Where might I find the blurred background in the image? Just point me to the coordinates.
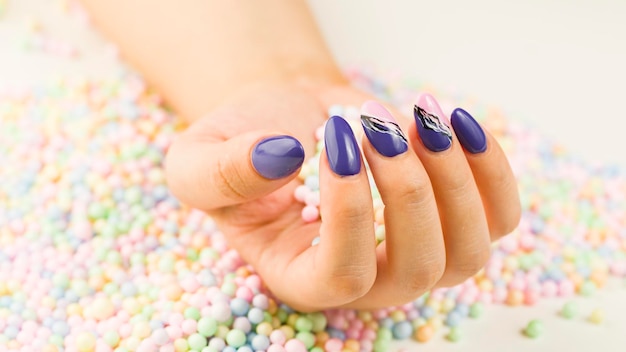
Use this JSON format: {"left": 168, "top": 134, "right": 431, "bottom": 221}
{"left": 309, "top": 0, "right": 626, "bottom": 168}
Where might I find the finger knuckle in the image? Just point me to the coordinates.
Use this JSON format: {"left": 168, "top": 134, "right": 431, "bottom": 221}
{"left": 398, "top": 259, "right": 446, "bottom": 294}
{"left": 393, "top": 178, "right": 432, "bottom": 209}
{"left": 450, "top": 247, "right": 491, "bottom": 280}
{"left": 325, "top": 266, "right": 375, "bottom": 301}
{"left": 335, "top": 199, "right": 374, "bottom": 225}
{"left": 444, "top": 172, "right": 474, "bottom": 197}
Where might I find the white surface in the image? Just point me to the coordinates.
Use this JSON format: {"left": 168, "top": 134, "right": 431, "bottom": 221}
{"left": 1, "top": 0, "right": 626, "bottom": 351}
{"left": 309, "top": 0, "right": 626, "bottom": 169}
{"left": 390, "top": 280, "right": 626, "bottom": 352}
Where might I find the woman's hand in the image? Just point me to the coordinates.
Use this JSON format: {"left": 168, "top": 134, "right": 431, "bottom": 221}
{"left": 165, "top": 81, "right": 521, "bottom": 311}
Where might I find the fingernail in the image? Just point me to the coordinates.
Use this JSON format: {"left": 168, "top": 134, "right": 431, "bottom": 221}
{"left": 324, "top": 115, "right": 361, "bottom": 176}
{"left": 451, "top": 108, "right": 487, "bottom": 154}
{"left": 251, "top": 135, "right": 305, "bottom": 179}
{"left": 360, "top": 101, "right": 408, "bottom": 157}
{"left": 414, "top": 93, "right": 453, "bottom": 152}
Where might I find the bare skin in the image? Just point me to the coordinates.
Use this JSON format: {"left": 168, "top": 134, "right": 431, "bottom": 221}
{"left": 81, "top": 0, "right": 521, "bottom": 311}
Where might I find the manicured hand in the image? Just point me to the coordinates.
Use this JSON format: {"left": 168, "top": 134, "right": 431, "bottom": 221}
{"left": 165, "top": 82, "right": 521, "bottom": 311}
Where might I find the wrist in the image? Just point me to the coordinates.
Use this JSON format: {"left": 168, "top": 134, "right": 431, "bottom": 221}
{"left": 182, "top": 62, "right": 348, "bottom": 124}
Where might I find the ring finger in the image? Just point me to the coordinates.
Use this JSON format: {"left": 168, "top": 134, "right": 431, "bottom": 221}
{"left": 410, "top": 93, "right": 491, "bottom": 287}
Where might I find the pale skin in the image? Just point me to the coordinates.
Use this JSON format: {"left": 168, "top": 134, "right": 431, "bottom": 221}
{"left": 81, "top": 0, "right": 521, "bottom": 311}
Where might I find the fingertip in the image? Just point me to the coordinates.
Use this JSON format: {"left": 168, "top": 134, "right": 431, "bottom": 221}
{"left": 251, "top": 135, "right": 305, "bottom": 180}
{"left": 450, "top": 108, "right": 487, "bottom": 154}
{"left": 324, "top": 116, "right": 362, "bottom": 176}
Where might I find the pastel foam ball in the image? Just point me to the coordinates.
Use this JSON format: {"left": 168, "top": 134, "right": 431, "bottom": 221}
{"left": 188, "top": 333, "right": 208, "bottom": 350}
{"left": 197, "top": 317, "right": 218, "bottom": 337}
{"left": 523, "top": 320, "right": 544, "bottom": 338}
{"left": 76, "top": 332, "right": 96, "bottom": 352}
{"left": 225, "top": 329, "right": 246, "bottom": 348}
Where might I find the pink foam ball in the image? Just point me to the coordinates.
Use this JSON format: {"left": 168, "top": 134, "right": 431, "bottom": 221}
{"left": 245, "top": 275, "right": 261, "bottom": 291}
{"left": 252, "top": 294, "right": 269, "bottom": 309}
{"left": 359, "top": 339, "right": 373, "bottom": 352}
{"left": 136, "top": 339, "right": 157, "bottom": 352}
{"left": 151, "top": 328, "right": 170, "bottom": 346}
{"left": 478, "top": 291, "right": 493, "bottom": 304}
{"left": 509, "top": 277, "right": 526, "bottom": 291}
{"left": 373, "top": 310, "right": 388, "bottom": 320}
{"left": 328, "top": 315, "right": 347, "bottom": 329}
{"left": 610, "top": 261, "right": 626, "bottom": 276}
{"left": 346, "top": 327, "right": 361, "bottom": 340}
{"left": 519, "top": 234, "right": 536, "bottom": 251}
{"left": 294, "top": 185, "right": 309, "bottom": 202}
{"left": 188, "top": 293, "right": 208, "bottom": 308}
{"left": 120, "top": 323, "right": 134, "bottom": 339}
{"left": 180, "top": 277, "right": 200, "bottom": 293}
{"left": 325, "top": 338, "right": 344, "bottom": 352}
{"left": 201, "top": 307, "right": 212, "bottom": 317}
{"left": 304, "top": 192, "right": 320, "bottom": 207}
{"left": 269, "top": 330, "right": 286, "bottom": 345}
{"left": 116, "top": 310, "right": 130, "bottom": 322}
{"left": 315, "top": 125, "right": 325, "bottom": 140}
{"left": 159, "top": 345, "right": 175, "bottom": 352}
{"left": 559, "top": 280, "right": 575, "bottom": 297}
{"left": 236, "top": 286, "right": 254, "bottom": 302}
{"left": 492, "top": 287, "right": 508, "bottom": 303}
{"left": 524, "top": 288, "right": 540, "bottom": 305}
{"left": 499, "top": 236, "right": 519, "bottom": 253}
{"left": 181, "top": 319, "right": 197, "bottom": 335}
{"left": 349, "top": 319, "right": 364, "bottom": 331}
{"left": 165, "top": 326, "right": 182, "bottom": 340}
{"left": 284, "top": 339, "right": 307, "bottom": 352}
{"left": 301, "top": 205, "right": 319, "bottom": 223}
{"left": 541, "top": 281, "right": 558, "bottom": 297}
{"left": 361, "top": 328, "right": 376, "bottom": 340}
{"left": 267, "top": 345, "right": 287, "bottom": 352}
{"left": 36, "top": 327, "right": 51, "bottom": 340}
{"left": 168, "top": 313, "right": 184, "bottom": 326}
{"left": 16, "top": 331, "right": 35, "bottom": 344}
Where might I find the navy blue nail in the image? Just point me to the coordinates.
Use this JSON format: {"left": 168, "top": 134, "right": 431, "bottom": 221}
{"left": 251, "top": 136, "right": 305, "bottom": 179}
{"left": 413, "top": 105, "right": 452, "bottom": 152}
{"left": 325, "top": 116, "right": 361, "bottom": 176}
{"left": 450, "top": 108, "right": 487, "bottom": 154}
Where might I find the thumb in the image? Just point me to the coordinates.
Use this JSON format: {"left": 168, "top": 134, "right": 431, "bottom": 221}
{"left": 165, "top": 128, "right": 305, "bottom": 211}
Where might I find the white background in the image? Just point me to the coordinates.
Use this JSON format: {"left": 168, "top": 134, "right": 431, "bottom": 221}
{"left": 309, "top": 0, "right": 626, "bottom": 169}
{"left": 1, "top": 0, "right": 626, "bottom": 351}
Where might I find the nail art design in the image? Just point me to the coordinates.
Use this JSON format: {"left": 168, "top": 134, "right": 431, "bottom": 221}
{"left": 413, "top": 94, "right": 453, "bottom": 152}
{"left": 451, "top": 108, "right": 487, "bottom": 154}
{"left": 414, "top": 106, "right": 453, "bottom": 138}
{"left": 251, "top": 135, "right": 305, "bottom": 179}
{"left": 324, "top": 115, "right": 361, "bottom": 176}
{"left": 360, "top": 101, "right": 408, "bottom": 157}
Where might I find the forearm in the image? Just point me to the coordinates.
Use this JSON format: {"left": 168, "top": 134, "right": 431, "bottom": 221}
{"left": 81, "top": 0, "right": 345, "bottom": 122}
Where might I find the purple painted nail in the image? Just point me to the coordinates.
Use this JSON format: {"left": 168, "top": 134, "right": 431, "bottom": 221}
{"left": 251, "top": 136, "right": 305, "bottom": 179}
{"left": 361, "top": 101, "right": 408, "bottom": 157}
{"left": 414, "top": 94, "right": 452, "bottom": 152}
{"left": 451, "top": 108, "right": 487, "bottom": 154}
{"left": 325, "top": 116, "right": 361, "bottom": 176}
